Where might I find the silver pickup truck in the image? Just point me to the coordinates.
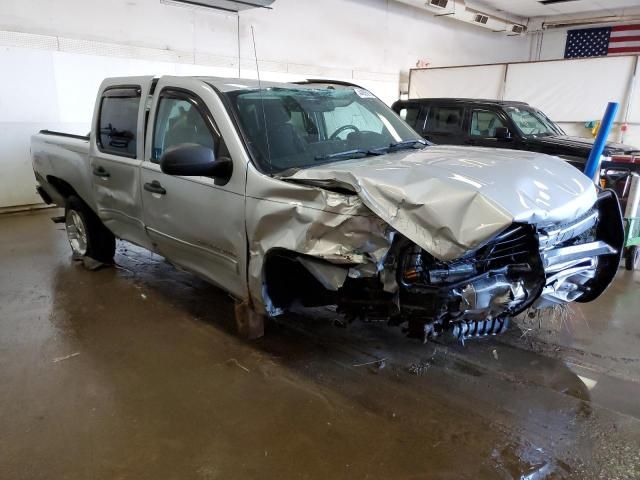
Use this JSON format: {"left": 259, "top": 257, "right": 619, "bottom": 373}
{"left": 32, "top": 75, "right": 624, "bottom": 342}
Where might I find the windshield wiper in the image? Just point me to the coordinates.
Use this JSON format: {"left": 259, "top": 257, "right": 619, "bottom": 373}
{"left": 314, "top": 140, "right": 427, "bottom": 162}
{"left": 314, "top": 149, "right": 384, "bottom": 162}
{"left": 370, "top": 139, "right": 428, "bottom": 154}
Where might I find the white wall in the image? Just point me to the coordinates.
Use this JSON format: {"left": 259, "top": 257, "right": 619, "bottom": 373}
{"left": 532, "top": 26, "right": 640, "bottom": 148}
{"left": 0, "top": 0, "right": 532, "bottom": 208}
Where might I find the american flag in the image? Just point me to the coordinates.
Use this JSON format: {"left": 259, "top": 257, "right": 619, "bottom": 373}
{"left": 565, "top": 25, "right": 640, "bottom": 59}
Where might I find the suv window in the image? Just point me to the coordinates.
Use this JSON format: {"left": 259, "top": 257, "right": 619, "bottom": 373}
{"left": 152, "top": 93, "right": 217, "bottom": 163}
{"left": 424, "top": 105, "right": 463, "bottom": 135}
{"left": 98, "top": 87, "right": 141, "bottom": 158}
{"left": 470, "top": 110, "right": 505, "bottom": 137}
{"left": 398, "top": 106, "right": 420, "bottom": 128}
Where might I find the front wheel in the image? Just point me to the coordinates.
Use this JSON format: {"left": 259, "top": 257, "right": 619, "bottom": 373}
{"left": 64, "top": 195, "right": 115, "bottom": 263}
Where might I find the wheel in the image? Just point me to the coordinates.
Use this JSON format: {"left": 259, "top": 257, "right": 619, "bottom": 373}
{"left": 625, "top": 245, "right": 640, "bottom": 271}
{"left": 64, "top": 195, "right": 115, "bottom": 263}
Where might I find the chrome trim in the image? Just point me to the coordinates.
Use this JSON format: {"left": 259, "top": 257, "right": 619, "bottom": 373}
{"left": 538, "top": 210, "right": 599, "bottom": 250}
{"left": 542, "top": 240, "right": 616, "bottom": 269}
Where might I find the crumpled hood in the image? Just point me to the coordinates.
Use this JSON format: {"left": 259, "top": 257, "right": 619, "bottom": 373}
{"left": 285, "top": 146, "right": 598, "bottom": 261}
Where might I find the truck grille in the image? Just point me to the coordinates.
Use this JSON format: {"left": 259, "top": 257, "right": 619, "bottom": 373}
{"left": 477, "top": 225, "right": 536, "bottom": 270}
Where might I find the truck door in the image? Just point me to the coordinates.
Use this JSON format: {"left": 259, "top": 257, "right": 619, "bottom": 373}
{"left": 140, "top": 79, "right": 247, "bottom": 298}
{"left": 90, "top": 77, "right": 154, "bottom": 249}
{"left": 421, "top": 103, "right": 466, "bottom": 145}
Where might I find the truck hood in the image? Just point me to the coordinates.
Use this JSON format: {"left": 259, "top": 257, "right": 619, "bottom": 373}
{"left": 284, "top": 146, "right": 598, "bottom": 261}
{"left": 529, "top": 135, "right": 639, "bottom": 157}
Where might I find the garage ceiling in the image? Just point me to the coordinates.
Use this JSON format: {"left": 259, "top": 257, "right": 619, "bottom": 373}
{"left": 475, "top": 0, "right": 640, "bottom": 17}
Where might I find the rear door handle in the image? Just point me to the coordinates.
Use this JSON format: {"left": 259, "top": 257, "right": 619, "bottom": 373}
{"left": 93, "top": 166, "right": 110, "bottom": 178}
{"left": 144, "top": 180, "right": 166, "bottom": 195}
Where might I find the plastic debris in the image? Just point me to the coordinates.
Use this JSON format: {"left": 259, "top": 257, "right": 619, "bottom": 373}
{"left": 53, "top": 352, "right": 80, "bottom": 363}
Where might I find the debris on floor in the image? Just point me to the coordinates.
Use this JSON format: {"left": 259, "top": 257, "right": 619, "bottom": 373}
{"left": 352, "top": 357, "right": 387, "bottom": 369}
{"left": 408, "top": 360, "right": 431, "bottom": 376}
{"left": 82, "top": 256, "right": 111, "bottom": 271}
{"left": 52, "top": 352, "right": 80, "bottom": 363}
{"left": 225, "top": 358, "right": 250, "bottom": 373}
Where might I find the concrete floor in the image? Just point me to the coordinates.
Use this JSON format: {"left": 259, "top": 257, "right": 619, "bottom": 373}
{"left": 1, "top": 209, "right": 640, "bottom": 479}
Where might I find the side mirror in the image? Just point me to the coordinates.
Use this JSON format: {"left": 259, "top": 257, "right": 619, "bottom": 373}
{"left": 159, "top": 143, "right": 232, "bottom": 184}
{"left": 494, "top": 127, "right": 512, "bottom": 140}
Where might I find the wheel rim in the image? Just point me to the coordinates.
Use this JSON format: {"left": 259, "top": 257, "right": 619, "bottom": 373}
{"left": 65, "top": 210, "right": 88, "bottom": 256}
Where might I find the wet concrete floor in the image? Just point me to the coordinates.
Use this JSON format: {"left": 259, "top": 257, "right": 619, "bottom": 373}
{"left": 1, "top": 209, "right": 640, "bottom": 479}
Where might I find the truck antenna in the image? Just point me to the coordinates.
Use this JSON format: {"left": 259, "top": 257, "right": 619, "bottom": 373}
{"left": 251, "top": 25, "right": 272, "bottom": 171}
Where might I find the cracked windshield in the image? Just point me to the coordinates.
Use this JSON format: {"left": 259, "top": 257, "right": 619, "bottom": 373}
{"left": 228, "top": 87, "right": 426, "bottom": 172}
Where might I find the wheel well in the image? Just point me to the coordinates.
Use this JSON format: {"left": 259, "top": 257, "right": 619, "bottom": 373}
{"left": 47, "top": 176, "right": 79, "bottom": 200}
{"left": 263, "top": 250, "right": 336, "bottom": 309}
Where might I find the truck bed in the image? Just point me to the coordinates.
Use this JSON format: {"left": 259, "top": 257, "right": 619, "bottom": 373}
{"left": 31, "top": 130, "right": 95, "bottom": 211}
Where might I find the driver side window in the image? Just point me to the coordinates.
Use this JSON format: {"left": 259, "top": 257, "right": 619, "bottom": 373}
{"left": 152, "top": 94, "right": 218, "bottom": 163}
{"left": 470, "top": 110, "right": 505, "bottom": 138}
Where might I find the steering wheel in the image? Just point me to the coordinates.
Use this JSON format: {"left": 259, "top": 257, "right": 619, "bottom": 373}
{"left": 330, "top": 124, "right": 360, "bottom": 140}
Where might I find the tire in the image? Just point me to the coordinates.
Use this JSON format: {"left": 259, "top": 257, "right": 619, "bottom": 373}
{"left": 625, "top": 245, "right": 640, "bottom": 271}
{"left": 64, "top": 195, "right": 115, "bottom": 263}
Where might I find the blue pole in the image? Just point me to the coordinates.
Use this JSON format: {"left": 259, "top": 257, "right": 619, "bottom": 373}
{"left": 584, "top": 102, "right": 619, "bottom": 181}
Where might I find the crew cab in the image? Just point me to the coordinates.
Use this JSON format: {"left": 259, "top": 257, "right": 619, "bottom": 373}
{"left": 392, "top": 98, "right": 640, "bottom": 172}
{"left": 32, "top": 76, "right": 624, "bottom": 342}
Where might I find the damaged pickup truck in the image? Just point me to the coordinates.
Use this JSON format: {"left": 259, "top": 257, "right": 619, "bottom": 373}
{"left": 32, "top": 75, "right": 624, "bottom": 342}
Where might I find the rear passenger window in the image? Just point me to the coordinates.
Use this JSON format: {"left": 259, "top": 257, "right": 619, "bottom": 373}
{"left": 98, "top": 87, "right": 141, "bottom": 158}
{"left": 470, "top": 110, "right": 505, "bottom": 137}
{"left": 425, "top": 106, "right": 464, "bottom": 135}
{"left": 398, "top": 106, "right": 420, "bottom": 127}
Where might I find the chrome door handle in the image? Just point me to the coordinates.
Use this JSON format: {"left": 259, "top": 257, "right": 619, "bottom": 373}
{"left": 144, "top": 180, "right": 166, "bottom": 195}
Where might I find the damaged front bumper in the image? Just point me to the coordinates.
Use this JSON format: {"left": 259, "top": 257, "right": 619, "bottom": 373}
{"left": 258, "top": 189, "right": 623, "bottom": 343}
{"left": 246, "top": 150, "right": 623, "bottom": 343}
{"left": 534, "top": 189, "right": 624, "bottom": 308}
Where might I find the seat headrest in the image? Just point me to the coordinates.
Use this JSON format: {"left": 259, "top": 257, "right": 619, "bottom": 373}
{"left": 262, "top": 101, "right": 291, "bottom": 126}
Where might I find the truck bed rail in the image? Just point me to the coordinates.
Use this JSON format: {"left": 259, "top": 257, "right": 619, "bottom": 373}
{"left": 39, "top": 130, "right": 89, "bottom": 141}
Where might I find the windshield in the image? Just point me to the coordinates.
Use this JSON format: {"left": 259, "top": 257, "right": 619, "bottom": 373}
{"left": 225, "top": 87, "right": 425, "bottom": 173}
{"left": 504, "top": 106, "right": 563, "bottom": 137}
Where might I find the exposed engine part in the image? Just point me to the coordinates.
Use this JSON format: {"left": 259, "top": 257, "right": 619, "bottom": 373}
{"left": 450, "top": 317, "right": 510, "bottom": 341}
{"left": 457, "top": 275, "right": 527, "bottom": 320}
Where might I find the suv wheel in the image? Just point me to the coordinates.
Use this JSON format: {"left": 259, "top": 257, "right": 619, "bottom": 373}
{"left": 64, "top": 195, "right": 115, "bottom": 263}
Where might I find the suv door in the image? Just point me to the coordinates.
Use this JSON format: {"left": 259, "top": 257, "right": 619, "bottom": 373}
{"left": 140, "top": 78, "right": 247, "bottom": 298}
{"left": 465, "top": 108, "right": 510, "bottom": 149}
{"left": 421, "top": 103, "right": 466, "bottom": 145}
{"left": 90, "top": 76, "right": 154, "bottom": 249}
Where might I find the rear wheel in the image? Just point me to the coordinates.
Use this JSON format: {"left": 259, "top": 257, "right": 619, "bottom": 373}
{"left": 64, "top": 196, "right": 115, "bottom": 263}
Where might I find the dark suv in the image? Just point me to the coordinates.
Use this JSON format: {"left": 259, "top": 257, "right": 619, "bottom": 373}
{"left": 392, "top": 98, "right": 639, "bottom": 171}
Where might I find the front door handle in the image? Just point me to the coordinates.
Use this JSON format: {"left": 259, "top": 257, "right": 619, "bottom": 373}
{"left": 93, "top": 166, "right": 110, "bottom": 178}
{"left": 144, "top": 180, "right": 166, "bottom": 195}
